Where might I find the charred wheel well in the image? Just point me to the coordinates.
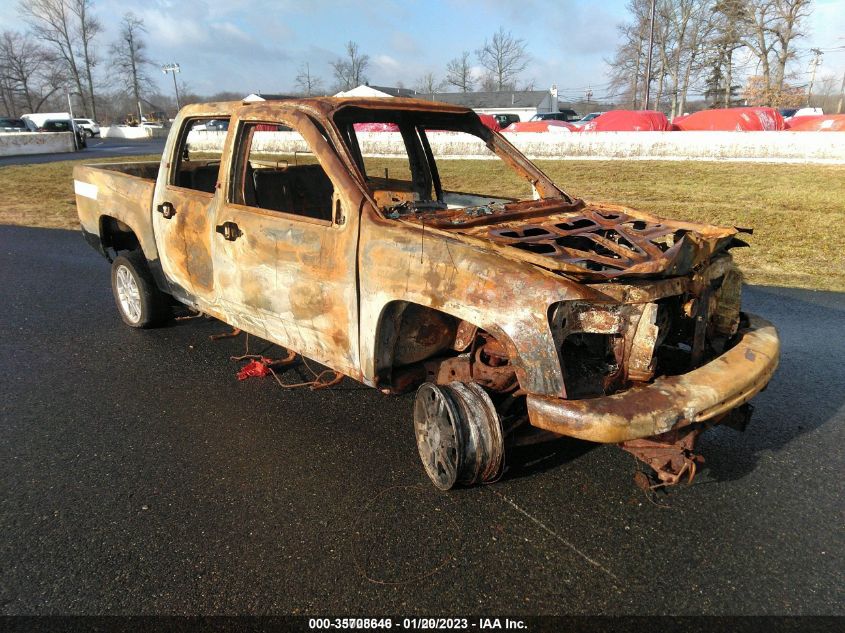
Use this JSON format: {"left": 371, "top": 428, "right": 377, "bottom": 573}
{"left": 99, "top": 215, "right": 141, "bottom": 259}
{"left": 373, "top": 301, "right": 519, "bottom": 396}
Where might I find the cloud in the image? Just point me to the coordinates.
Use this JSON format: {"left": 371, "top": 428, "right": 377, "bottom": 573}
{"left": 374, "top": 54, "right": 401, "bottom": 71}
{"left": 9, "top": 0, "right": 636, "bottom": 99}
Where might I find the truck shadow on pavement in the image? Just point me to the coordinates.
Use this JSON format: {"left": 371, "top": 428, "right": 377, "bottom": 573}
{"left": 502, "top": 436, "right": 596, "bottom": 482}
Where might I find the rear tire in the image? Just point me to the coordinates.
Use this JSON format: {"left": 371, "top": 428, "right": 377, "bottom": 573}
{"left": 110, "top": 251, "right": 171, "bottom": 328}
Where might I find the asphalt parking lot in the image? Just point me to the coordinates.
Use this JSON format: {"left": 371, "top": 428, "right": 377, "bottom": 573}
{"left": 0, "top": 224, "right": 842, "bottom": 616}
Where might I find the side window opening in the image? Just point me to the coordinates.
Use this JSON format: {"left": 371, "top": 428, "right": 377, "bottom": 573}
{"left": 343, "top": 120, "right": 433, "bottom": 210}
{"left": 231, "top": 121, "right": 335, "bottom": 223}
{"left": 170, "top": 117, "right": 230, "bottom": 193}
{"left": 417, "top": 126, "right": 532, "bottom": 202}
{"left": 331, "top": 106, "right": 565, "bottom": 214}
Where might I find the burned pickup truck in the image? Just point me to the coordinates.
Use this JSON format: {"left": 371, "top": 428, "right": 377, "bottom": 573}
{"left": 74, "top": 97, "right": 780, "bottom": 490}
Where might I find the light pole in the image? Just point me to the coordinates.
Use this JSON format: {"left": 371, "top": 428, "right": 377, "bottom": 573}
{"left": 162, "top": 63, "right": 181, "bottom": 112}
{"left": 642, "top": 0, "right": 657, "bottom": 110}
{"left": 66, "top": 89, "right": 78, "bottom": 150}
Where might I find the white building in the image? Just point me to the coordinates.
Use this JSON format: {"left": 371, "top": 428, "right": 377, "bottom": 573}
{"left": 243, "top": 93, "right": 296, "bottom": 102}
{"left": 333, "top": 85, "right": 421, "bottom": 98}
{"left": 419, "top": 87, "right": 562, "bottom": 122}
{"left": 333, "top": 84, "right": 564, "bottom": 122}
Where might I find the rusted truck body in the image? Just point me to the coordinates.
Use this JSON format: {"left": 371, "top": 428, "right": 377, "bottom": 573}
{"left": 74, "top": 97, "right": 780, "bottom": 489}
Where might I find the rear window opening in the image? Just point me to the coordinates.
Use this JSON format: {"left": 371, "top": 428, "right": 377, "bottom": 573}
{"left": 171, "top": 117, "right": 231, "bottom": 193}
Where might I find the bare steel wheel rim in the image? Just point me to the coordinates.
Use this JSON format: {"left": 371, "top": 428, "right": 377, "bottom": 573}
{"left": 115, "top": 264, "right": 142, "bottom": 323}
{"left": 414, "top": 383, "right": 463, "bottom": 490}
{"left": 414, "top": 382, "right": 504, "bottom": 490}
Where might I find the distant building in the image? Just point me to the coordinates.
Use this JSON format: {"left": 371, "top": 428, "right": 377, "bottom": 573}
{"left": 334, "top": 84, "right": 565, "bottom": 122}
{"left": 333, "top": 84, "right": 420, "bottom": 98}
{"left": 419, "top": 87, "right": 563, "bottom": 122}
{"left": 243, "top": 93, "right": 296, "bottom": 102}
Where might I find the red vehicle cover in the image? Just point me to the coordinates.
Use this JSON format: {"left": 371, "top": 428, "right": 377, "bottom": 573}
{"left": 581, "top": 110, "right": 669, "bottom": 131}
{"left": 353, "top": 122, "right": 400, "bottom": 132}
{"left": 674, "top": 107, "right": 785, "bottom": 131}
{"left": 786, "top": 115, "right": 845, "bottom": 131}
{"left": 477, "top": 113, "right": 501, "bottom": 131}
{"left": 504, "top": 120, "right": 577, "bottom": 132}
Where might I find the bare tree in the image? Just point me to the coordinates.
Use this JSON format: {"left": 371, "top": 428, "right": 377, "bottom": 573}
{"left": 445, "top": 51, "right": 475, "bottom": 92}
{"left": 20, "top": 0, "right": 89, "bottom": 114}
{"left": 519, "top": 77, "right": 536, "bottom": 91}
{"left": 652, "top": 0, "right": 672, "bottom": 110}
{"left": 741, "top": 0, "right": 811, "bottom": 101}
{"left": 479, "top": 73, "right": 498, "bottom": 92}
{"left": 771, "top": 0, "right": 811, "bottom": 90}
{"left": 660, "top": 0, "right": 716, "bottom": 118}
{"left": 330, "top": 41, "right": 369, "bottom": 91}
{"left": 18, "top": 0, "right": 100, "bottom": 117}
{"left": 414, "top": 72, "right": 443, "bottom": 94}
{"left": 0, "top": 30, "right": 64, "bottom": 115}
{"left": 706, "top": 0, "right": 748, "bottom": 108}
{"left": 69, "top": 0, "right": 101, "bottom": 120}
{"left": 607, "top": 0, "right": 652, "bottom": 108}
{"left": 294, "top": 62, "right": 323, "bottom": 96}
{"left": 110, "top": 12, "right": 152, "bottom": 122}
{"left": 475, "top": 27, "right": 529, "bottom": 91}
{"left": 609, "top": 0, "right": 794, "bottom": 116}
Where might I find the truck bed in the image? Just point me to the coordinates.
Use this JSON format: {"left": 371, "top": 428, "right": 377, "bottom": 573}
{"left": 73, "top": 161, "right": 161, "bottom": 261}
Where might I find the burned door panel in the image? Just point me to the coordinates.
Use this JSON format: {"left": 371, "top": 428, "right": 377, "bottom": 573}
{"left": 152, "top": 116, "right": 229, "bottom": 300}
{"left": 211, "top": 115, "right": 362, "bottom": 378}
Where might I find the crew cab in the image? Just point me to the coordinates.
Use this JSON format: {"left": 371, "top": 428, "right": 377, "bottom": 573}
{"left": 74, "top": 98, "right": 780, "bottom": 490}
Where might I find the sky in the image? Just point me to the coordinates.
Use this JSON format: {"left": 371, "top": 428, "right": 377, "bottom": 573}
{"left": 1, "top": 0, "right": 844, "bottom": 102}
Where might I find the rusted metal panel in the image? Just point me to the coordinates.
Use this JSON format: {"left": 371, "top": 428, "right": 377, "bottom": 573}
{"left": 203, "top": 108, "right": 364, "bottom": 379}
{"left": 423, "top": 203, "right": 738, "bottom": 281}
{"left": 74, "top": 163, "right": 159, "bottom": 261}
{"left": 527, "top": 314, "right": 780, "bottom": 442}
{"left": 156, "top": 187, "right": 215, "bottom": 295}
{"left": 626, "top": 303, "right": 659, "bottom": 382}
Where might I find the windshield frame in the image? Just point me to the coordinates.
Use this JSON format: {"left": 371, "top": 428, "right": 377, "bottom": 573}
{"left": 330, "top": 105, "right": 569, "bottom": 216}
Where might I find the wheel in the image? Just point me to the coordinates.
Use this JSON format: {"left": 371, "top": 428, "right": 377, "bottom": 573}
{"left": 85, "top": 129, "right": 94, "bottom": 138}
{"left": 110, "top": 251, "right": 171, "bottom": 328}
{"left": 414, "top": 382, "right": 504, "bottom": 490}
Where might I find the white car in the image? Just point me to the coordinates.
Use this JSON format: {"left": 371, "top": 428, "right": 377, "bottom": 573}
{"left": 571, "top": 112, "right": 606, "bottom": 128}
{"left": 74, "top": 118, "right": 101, "bottom": 137}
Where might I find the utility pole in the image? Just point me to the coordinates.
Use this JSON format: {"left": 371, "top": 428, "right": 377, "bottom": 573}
{"left": 66, "top": 90, "right": 78, "bottom": 151}
{"left": 838, "top": 69, "right": 845, "bottom": 114}
{"left": 642, "top": 0, "right": 657, "bottom": 110}
{"left": 162, "top": 63, "right": 181, "bottom": 112}
{"left": 807, "top": 48, "right": 823, "bottom": 107}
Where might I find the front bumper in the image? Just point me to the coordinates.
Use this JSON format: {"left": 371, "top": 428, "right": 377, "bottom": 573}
{"left": 526, "top": 313, "right": 780, "bottom": 443}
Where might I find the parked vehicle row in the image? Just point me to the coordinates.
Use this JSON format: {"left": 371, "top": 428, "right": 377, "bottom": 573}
{"left": 529, "top": 109, "right": 581, "bottom": 123}
{"left": 0, "top": 117, "right": 37, "bottom": 132}
{"left": 74, "top": 118, "right": 101, "bottom": 137}
{"left": 9, "top": 112, "right": 92, "bottom": 150}
{"left": 496, "top": 108, "right": 845, "bottom": 133}
{"left": 37, "top": 119, "right": 88, "bottom": 148}
{"left": 468, "top": 107, "right": 844, "bottom": 134}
